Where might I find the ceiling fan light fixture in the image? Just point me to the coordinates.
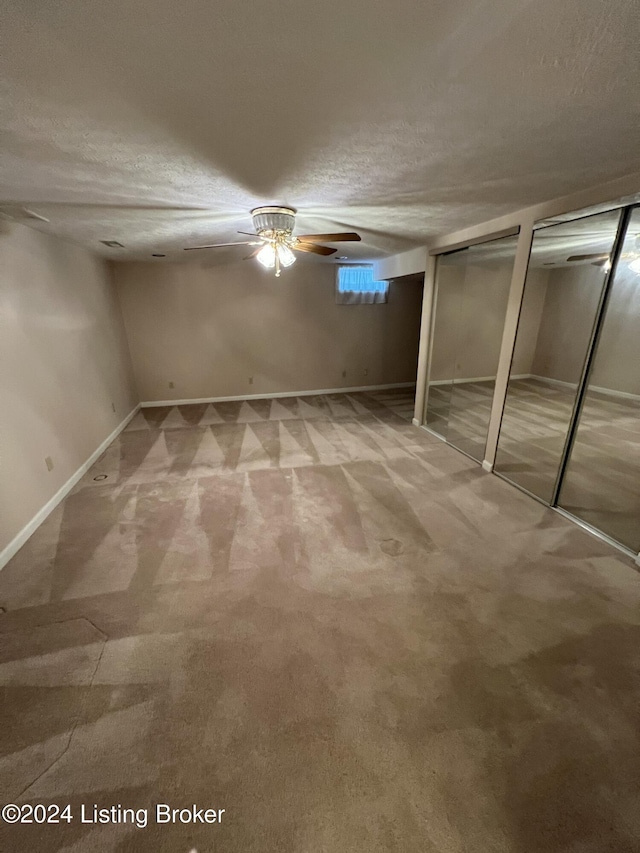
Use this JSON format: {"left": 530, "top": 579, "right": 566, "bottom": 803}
{"left": 277, "top": 243, "right": 296, "bottom": 267}
{"left": 183, "top": 206, "right": 360, "bottom": 277}
{"left": 251, "top": 206, "right": 296, "bottom": 237}
{"left": 256, "top": 243, "right": 276, "bottom": 269}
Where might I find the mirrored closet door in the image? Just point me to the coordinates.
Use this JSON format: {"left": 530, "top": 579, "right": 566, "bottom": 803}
{"left": 494, "top": 209, "right": 623, "bottom": 502}
{"left": 558, "top": 207, "right": 640, "bottom": 553}
{"left": 425, "top": 233, "right": 518, "bottom": 461}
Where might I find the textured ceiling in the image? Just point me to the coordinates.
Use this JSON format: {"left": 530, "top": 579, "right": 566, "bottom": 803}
{"left": 444, "top": 207, "right": 629, "bottom": 267}
{"left": 1, "top": 0, "right": 640, "bottom": 261}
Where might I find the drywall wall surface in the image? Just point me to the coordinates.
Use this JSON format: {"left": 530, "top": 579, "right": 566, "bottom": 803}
{"left": 454, "top": 262, "right": 513, "bottom": 379}
{"left": 510, "top": 268, "right": 549, "bottom": 375}
{"left": 0, "top": 223, "right": 138, "bottom": 556}
{"left": 113, "top": 261, "right": 423, "bottom": 401}
{"left": 589, "top": 263, "right": 640, "bottom": 395}
{"left": 528, "top": 262, "right": 640, "bottom": 395}
{"left": 428, "top": 260, "right": 531, "bottom": 382}
{"left": 374, "top": 248, "right": 428, "bottom": 281}
{"left": 428, "top": 263, "right": 464, "bottom": 382}
{"left": 532, "top": 265, "right": 604, "bottom": 384}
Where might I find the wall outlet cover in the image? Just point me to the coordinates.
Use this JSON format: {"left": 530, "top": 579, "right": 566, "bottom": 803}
{"left": 45, "top": 456, "right": 54, "bottom": 471}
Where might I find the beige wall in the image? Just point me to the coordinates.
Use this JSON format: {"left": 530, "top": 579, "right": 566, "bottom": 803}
{"left": 531, "top": 265, "right": 604, "bottom": 385}
{"left": 510, "top": 269, "right": 548, "bottom": 374}
{"left": 590, "top": 263, "right": 640, "bottom": 395}
{"left": 113, "top": 261, "right": 423, "bottom": 402}
{"left": 429, "top": 261, "right": 545, "bottom": 382}
{"left": 428, "top": 256, "right": 639, "bottom": 397}
{"left": 528, "top": 262, "right": 640, "bottom": 395}
{"left": 428, "top": 263, "right": 464, "bottom": 381}
{"left": 0, "top": 223, "right": 138, "bottom": 558}
{"left": 454, "top": 263, "right": 514, "bottom": 379}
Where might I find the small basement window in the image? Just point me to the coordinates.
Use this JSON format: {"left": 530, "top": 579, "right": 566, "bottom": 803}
{"left": 336, "top": 265, "right": 389, "bottom": 304}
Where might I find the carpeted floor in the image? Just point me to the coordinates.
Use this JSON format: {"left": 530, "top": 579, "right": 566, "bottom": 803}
{"left": 426, "top": 380, "right": 496, "bottom": 461}
{"left": 1, "top": 390, "right": 639, "bottom": 852}
{"left": 428, "top": 378, "right": 640, "bottom": 552}
{"left": 366, "top": 386, "right": 417, "bottom": 422}
{"left": 497, "top": 379, "right": 640, "bottom": 552}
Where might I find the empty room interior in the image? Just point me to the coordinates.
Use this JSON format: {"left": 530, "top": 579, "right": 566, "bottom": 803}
{"left": 1, "top": 2, "right": 640, "bottom": 851}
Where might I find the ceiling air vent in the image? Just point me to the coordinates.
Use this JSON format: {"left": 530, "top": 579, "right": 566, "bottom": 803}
{"left": 101, "top": 240, "right": 125, "bottom": 248}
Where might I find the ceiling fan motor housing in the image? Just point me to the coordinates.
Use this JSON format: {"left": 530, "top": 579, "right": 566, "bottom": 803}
{"left": 251, "top": 206, "right": 296, "bottom": 238}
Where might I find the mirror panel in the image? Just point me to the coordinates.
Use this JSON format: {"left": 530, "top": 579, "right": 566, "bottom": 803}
{"left": 425, "top": 262, "right": 461, "bottom": 438}
{"left": 558, "top": 209, "right": 640, "bottom": 552}
{"left": 425, "top": 234, "right": 518, "bottom": 461}
{"left": 495, "top": 209, "right": 622, "bottom": 502}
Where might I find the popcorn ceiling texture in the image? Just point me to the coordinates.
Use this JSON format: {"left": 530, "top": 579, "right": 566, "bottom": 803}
{"left": 1, "top": 0, "right": 640, "bottom": 259}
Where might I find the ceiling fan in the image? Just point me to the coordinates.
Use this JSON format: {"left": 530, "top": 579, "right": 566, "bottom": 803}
{"left": 565, "top": 253, "right": 611, "bottom": 266}
{"left": 565, "top": 234, "right": 640, "bottom": 269}
{"left": 184, "top": 206, "right": 362, "bottom": 276}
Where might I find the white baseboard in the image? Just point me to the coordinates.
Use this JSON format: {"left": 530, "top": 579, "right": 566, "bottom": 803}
{"left": 529, "top": 375, "right": 640, "bottom": 402}
{"left": 0, "top": 404, "right": 140, "bottom": 571}
{"left": 588, "top": 384, "right": 640, "bottom": 403}
{"left": 141, "top": 383, "right": 416, "bottom": 408}
{"left": 528, "top": 374, "right": 578, "bottom": 390}
{"left": 428, "top": 374, "right": 530, "bottom": 387}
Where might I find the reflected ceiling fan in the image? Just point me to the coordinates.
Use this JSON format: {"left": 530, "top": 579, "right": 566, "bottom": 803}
{"left": 565, "top": 253, "right": 611, "bottom": 267}
{"left": 184, "top": 206, "right": 361, "bottom": 276}
{"left": 565, "top": 234, "right": 640, "bottom": 270}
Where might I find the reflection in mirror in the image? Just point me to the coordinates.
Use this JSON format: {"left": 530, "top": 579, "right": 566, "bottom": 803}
{"left": 558, "top": 208, "right": 640, "bottom": 552}
{"left": 495, "top": 208, "right": 622, "bottom": 502}
{"left": 425, "top": 233, "right": 518, "bottom": 461}
{"left": 425, "top": 262, "right": 460, "bottom": 438}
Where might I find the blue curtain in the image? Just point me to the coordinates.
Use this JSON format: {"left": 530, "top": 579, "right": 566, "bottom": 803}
{"left": 337, "top": 266, "right": 388, "bottom": 294}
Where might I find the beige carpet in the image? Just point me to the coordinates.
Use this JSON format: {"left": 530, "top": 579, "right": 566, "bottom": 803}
{"left": 367, "top": 386, "right": 417, "bottom": 422}
{"left": 1, "top": 391, "right": 639, "bottom": 852}
{"left": 428, "top": 377, "right": 640, "bottom": 552}
{"left": 497, "top": 379, "right": 640, "bottom": 552}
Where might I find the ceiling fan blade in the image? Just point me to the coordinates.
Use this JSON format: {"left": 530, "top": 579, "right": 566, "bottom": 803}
{"left": 293, "top": 242, "right": 338, "bottom": 256}
{"left": 184, "top": 241, "right": 261, "bottom": 250}
{"left": 296, "top": 232, "right": 361, "bottom": 243}
{"left": 566, "top": 253, "right": 610, "bottom": 262}
{"left": 243, "top": 246, "right": 263, "bottom": 260}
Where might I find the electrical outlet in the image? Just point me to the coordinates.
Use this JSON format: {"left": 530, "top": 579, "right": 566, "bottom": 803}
{"left": 111, "top": 402, "right": 116, "bottom": 412}
{"left": 45, "top": 456, "right": 54, "bottom": 471}
{"left": 248, "top": 377, "right": 254, "bottom": 385}
{"left": 342, "top": 369, "right": 347, "bottom": 378}
{"left": 364, "top": 368, "right": 368, "bottom": 376}
{"left": 168, "top": 381, "right": 175, "bottom": 389}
